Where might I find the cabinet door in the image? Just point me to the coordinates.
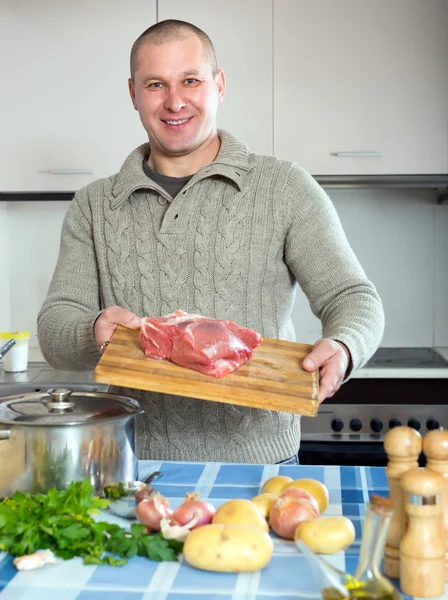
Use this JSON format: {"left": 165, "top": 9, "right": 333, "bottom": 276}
{"left": 274, "top": 0, "right": 448, "bottom": 175}
{"left": 0, "top": 0, "right": 156, "bottom": 192}
{"left": 158, "top": 0, "right": 273, "bottom": 156}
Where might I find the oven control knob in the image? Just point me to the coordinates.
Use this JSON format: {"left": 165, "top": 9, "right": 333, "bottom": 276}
{"left": 389, "top": 418, "right": 402, "bottom": 429}
{"left": 370, "top": 418, "right": 383, "bottom": 433}
{"left": 407, "top": 418, "right": 421, "bottom": 431}
{"left": 426, "top": 418, "right": 440, "bottom": 431}
{"left": 331, "top": 418, "right": 344, "bottom": 433}
{"left": 349, "top": 418, "right": 362, "bottom": 432}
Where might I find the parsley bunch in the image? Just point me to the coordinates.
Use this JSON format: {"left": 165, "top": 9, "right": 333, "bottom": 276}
{"left": 103, "top": 482, "right": 129, "bottom": 500}
{"left": 0, "top": 479, "right": 182, "bottom": 566}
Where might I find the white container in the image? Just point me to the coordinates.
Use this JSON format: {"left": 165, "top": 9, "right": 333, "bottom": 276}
{"left": 0, "top": 331, "right": 30, "bottom": 372}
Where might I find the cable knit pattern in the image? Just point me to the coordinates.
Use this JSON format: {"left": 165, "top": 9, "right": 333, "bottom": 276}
{"left": 156, "top": 236, "right": 189, "bottom": 314}
{"left": 37, "top": 129, "right": 385, "bottom": 464}
{"left": 163, "top": 394, "right": 198, "bottom": 453}
{"left": 131, "top": 194, "right": 158, "bottom": 318}
{"left": 199, "top": 398, "right": 224, "bottom": 456}
{"left": 103, "top": 206, "right": 133, "bottom": 309}
{"left": 214, "top": 188, "right": 249, "bottom": 322}
{"left": 193, "top": 183, "right": 218, "bottom": 315}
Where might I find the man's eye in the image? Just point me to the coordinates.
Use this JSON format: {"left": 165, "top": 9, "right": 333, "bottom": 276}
{"left": 184, "top": 78, "right": 198, "bottom": 85}
{"left": 148, "top": 82, "right": 163, "bottom": 89}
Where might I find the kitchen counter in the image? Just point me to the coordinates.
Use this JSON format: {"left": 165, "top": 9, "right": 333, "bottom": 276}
{"left": 351, "top": 366, "right": 448, "bottom": 379}
{"left": 2, "top": 346, "right": 448, "bottom": 388}
{"left": 0, "top": 362, "right": 97, "bottom": 386}
{"left": 436, "top": 346, "right": 448, "bottom": 363}
{"left": 0, "top": 461, "right": 447, "bottom": 599}
{"left": 348, "top": 346, "right": 448, "bottom": 379}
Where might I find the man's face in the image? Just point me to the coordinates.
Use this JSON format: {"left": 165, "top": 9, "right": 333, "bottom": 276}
{"left": 129, "top": 35, "right": 225, "bottom": 159}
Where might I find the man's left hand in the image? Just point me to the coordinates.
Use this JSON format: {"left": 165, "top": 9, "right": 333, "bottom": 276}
{"left": 302, "top": 338, "right": 351, "bottom": 404}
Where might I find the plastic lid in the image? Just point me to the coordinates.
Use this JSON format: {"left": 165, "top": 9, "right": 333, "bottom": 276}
{"left": 0, "top": 388, "right": 142, "bottom": 426}
{"left": 0, "top": 331, "right": 30, "bottom": 340}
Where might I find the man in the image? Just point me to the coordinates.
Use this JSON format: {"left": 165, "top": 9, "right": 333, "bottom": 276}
{"left": 37, "top": 20, "right": 384, "bottom": 464}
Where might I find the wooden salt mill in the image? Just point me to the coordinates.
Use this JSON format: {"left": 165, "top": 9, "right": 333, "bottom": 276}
{"left": 399, "top": 467, "right": 445, "bottom": 598}
{"left": 423, "top": 428, "right": 448, "bottom": 581}
{"left": 383, "top": 425, "right": 422, "bottom": 578}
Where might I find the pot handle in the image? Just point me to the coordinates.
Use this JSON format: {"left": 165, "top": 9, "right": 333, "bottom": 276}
{"left": 0, "top": 429, "right": 11, "bottom": 441}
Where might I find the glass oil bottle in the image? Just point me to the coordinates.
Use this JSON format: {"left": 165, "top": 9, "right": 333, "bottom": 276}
{"left": 297, "top": 495, "right": 403, "bottom": 600}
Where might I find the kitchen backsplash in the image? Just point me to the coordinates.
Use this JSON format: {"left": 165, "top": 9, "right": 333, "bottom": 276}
{"left": 292, "top": 187, "right": 447, "bottom": 348}
{"left": 1, "top": 188, "right": 447, "bottom": 358}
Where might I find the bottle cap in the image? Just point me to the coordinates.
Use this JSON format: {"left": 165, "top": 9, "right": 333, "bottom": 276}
{"left": 0, "top": 331, "right": 30, "bottom": 340}
{"left": 369, "top": 494, "right": 393, "bottom": 515}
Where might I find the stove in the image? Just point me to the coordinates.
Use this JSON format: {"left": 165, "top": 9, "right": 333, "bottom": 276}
{"left": 363, "top": 347, "right": 448, "bottom": 369}
{"left": 299, "top": 347, "right": 448, "bottom": 467}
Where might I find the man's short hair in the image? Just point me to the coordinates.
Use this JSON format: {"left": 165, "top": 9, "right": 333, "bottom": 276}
{"left": 130, "top": 19, "right": 218, "bottom": 80}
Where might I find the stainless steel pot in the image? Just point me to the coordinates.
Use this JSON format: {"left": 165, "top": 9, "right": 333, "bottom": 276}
{"left": 0, "top": 387, "right": 143, "bottom": 497}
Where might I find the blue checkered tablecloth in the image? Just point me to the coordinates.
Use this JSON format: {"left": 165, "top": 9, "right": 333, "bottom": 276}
{"left": 0, "top": 461, "right": 447, "bottom": 599}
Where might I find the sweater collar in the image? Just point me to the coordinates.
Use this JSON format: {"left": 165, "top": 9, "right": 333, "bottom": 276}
{"left": 111, "top": 129, "right": 251, "bottom": 209}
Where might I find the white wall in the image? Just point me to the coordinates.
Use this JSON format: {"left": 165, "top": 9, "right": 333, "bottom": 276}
{"left": 290, "top": 189, "right": 447, "bottom": 347}
{"left": 0, "top": 203, "right": 10, "bottom": 333}
{"left": 6, "top": 201, "right": 67, "bottom": 354}
{"left": 2, "top": 189, "right": 448, "bottom": 357}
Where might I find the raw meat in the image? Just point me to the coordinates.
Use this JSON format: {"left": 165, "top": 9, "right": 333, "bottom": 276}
{"left": 139, "top": 310, "right": 262, "bottom": 377}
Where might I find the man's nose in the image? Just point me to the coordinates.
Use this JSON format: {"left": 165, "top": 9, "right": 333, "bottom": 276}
{"left": 164, "top": 87, "right": 186, "bottom": 112}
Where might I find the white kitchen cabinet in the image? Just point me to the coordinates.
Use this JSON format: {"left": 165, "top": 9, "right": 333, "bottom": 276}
{"left": 158, "top": 0, "right": 273, "bottom": 156}
{"left": 274, "top": 0, "right": 448, "bottom": 175}
{"left": 0, "top": 0, "right": 156, "bottom": 192}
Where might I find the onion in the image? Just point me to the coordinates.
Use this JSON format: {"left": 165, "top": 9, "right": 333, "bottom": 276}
{"left": 279, "top": 488, "right": 320, "bottom": 513}
{"left": 171, "top": 492, "right": 216, "bottom": 529}
{"left": 160, "top": 512, "right": 202, "bottom": 542}
{"left": 269, "top": 489, "right": 320, "bottom": 540}
{"left": 135, "top": 492, "right": 173, "bottom": 531}
{"left": 134, "top": 484, "right": 152, "bottom": 504}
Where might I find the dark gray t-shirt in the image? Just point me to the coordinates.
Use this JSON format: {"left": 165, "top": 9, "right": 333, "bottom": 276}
{"left": 142, "top": 159, "right": 193, "bottom": 199}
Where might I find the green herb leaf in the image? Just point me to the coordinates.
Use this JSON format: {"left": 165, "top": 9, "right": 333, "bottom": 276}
{"left": 137, "top": 533, "right": 181, "bottom": 562}
{"left": 0, "top": 478, "right": 183, "bottom": 567}
{"left": 103, "top": 482, "right": 129, "bottom": 500}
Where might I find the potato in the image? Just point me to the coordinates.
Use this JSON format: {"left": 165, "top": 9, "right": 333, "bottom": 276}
{"left": 261, "top": 475, "right": 293, "bottom": 495}
{"left": 284, "top": 479, "right": 330, "bottom": 514}
{"left": 212, "top": 499, "right": 269, "bottom": 532}
{"left": 294, "top": 515, "right": 356, "bottom": 554}
{"left": 183, "top": 523, "right": 273, "bottom": 572}
{"left": 251, "top": 492, "right": 278, "bottom": 519}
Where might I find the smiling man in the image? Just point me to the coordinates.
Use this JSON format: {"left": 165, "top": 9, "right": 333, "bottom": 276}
{"left": 38, "top": 20, "right": 384, "bottom": 465}
{"left": 128, "top": 26, "right": 224, "bottom": 176}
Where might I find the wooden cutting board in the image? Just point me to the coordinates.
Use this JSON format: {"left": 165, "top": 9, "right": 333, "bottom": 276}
{"left": 94, "top": 326, "right": 319, "bottom": 416}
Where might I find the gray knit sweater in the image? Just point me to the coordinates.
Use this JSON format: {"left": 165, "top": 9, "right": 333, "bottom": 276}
{"left": 37, "top": 130, "right": 384, "bottom": 463}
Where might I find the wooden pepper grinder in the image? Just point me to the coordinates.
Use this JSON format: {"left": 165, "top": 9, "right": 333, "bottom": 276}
{"left": 399, "top": 467, "right": 445, "bottom": 598}
{"left": 423, "top": 428, "right": 448, "bottom": 581}
{"left": 383, "top": 426, "right": 422, "bottom": 578}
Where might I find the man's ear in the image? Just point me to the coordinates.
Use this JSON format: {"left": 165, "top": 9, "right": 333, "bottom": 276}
{"left": 215, "top": 69, "right": 226, "bottom": 103}
{"left": 128, "top": 78, "right": 138, "bottom": 110}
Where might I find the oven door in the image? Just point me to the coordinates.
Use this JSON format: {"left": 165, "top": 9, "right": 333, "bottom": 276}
{"left": 299, "top": 377, "right": 446, "bottom": 467}
{"left": 299, "top": 439, "right": 426, "bottom": 468}
{"left": 299, "top": 440, "right": 388, "bottom": 467}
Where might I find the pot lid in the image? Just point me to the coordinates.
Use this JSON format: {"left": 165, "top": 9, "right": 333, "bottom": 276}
{"left": 0, "top": 388, "right": 142, "bottom": 426}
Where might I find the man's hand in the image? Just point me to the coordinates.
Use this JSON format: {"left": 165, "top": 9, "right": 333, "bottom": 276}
{"left": 94, "top": 306, "right": 141, "bottom": 353}
{"left": 302, "top": 338, "right": 351, "bottom": 404}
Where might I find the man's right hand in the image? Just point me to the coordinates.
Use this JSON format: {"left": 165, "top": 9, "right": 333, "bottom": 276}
{"left": 94, "top": 306, "right": 141, "bottom": 353}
